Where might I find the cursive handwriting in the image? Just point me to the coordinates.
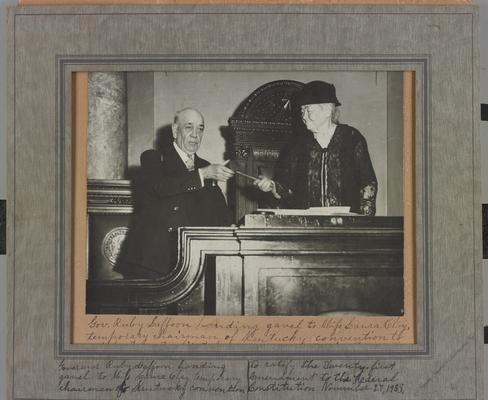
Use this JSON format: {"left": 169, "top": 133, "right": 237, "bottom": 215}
{"left": 57, "top": 359, "right": 245, "bottom": 399}
{"left": 249, "top": 359, "right": 405, "bottom": 395}
{"left": 57, "top": 359, "right": 405, "bottom": 398}
{"left": 81, "top": 315, "right": 412, "bottom": 345}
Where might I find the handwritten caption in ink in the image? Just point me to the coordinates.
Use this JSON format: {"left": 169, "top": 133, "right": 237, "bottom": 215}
{"left": 83, "top": 315, "right": 412, "bottom": 345}
{"left": 58, "top": 359, "right": 245, "bottom": 399}
{"left": 248, "top": 359, "right": 404, "bottom": 395}
{"left": 57, "top": 359, "right": 405, "bottom": 398}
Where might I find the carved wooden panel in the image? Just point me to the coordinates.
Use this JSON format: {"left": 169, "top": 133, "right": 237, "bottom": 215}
{"left": 87, "top": 219, "right": 403, "bottom": 316}
{"left": 242, "top": 255, "right": 403, "bottom": 316}
{"left": 229, "top": 80, "right": 304, "bottom": 222}
{"left": 87, "top": 179, "right": 133, "bottom": 213}
{"left": 86, "top": 179, "right": 133, "bottom": 281}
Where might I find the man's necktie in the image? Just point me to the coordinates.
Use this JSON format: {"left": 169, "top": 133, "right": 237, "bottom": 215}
{"left": 185, "top": 154, "right": 195, "bottom": 171}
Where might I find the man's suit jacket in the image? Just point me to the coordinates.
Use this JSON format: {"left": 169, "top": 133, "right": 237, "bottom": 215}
{"left": 116, "top": 145, "right": 231, "bottom": 279}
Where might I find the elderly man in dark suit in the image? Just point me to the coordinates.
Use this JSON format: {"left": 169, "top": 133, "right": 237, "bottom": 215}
{"left": 116, "top": 108, "right": 234, "bottom": 279}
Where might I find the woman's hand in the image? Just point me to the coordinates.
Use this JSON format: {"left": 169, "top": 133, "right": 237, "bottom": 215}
{"left": 253, "top": 176, "right": 281, "bottom": 199}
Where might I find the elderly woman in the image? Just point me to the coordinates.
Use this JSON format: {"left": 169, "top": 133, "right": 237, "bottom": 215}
{"left": 254, "top": 80, "right": 378, "bottom": 216}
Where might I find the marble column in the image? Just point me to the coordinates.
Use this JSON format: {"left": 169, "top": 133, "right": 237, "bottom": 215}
{"left": 88, "top": 72, "right": 127, "bottom": 280}
{"left": 88, "top": 72, "right": 128, "bottom": 180}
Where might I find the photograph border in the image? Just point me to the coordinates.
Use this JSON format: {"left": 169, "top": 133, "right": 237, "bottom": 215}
{"left": 59, "top": 56, "right": 425, "bottom": 358}
{"left": 7, "top": 5, "right": 482, "bottom": 399}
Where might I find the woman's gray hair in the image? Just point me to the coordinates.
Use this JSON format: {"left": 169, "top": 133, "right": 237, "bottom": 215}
{"left": 311, "top": 103, "right": 340, "bottom": 124}
{"left": 329, "top": 104, "right": 341, "bottom": 124}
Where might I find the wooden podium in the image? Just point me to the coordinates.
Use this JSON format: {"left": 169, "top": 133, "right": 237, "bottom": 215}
{"left": 87, "top": 215, "right": 403, "bottom": 316}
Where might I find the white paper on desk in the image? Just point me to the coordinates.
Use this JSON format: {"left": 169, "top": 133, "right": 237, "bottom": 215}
{"left": 257, "top": 207, "right": 351, "bottom": 215}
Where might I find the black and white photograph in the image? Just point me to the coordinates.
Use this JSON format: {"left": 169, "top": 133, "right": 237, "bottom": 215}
{"left": 7, "top": 5, "right": 484, "bottom": 398}
{"left": 85, "top": 71, "right": 406, "bottom": 317}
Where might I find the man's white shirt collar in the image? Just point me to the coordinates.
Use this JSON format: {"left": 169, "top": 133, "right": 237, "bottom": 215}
{"left": 173, "top": 141, "right": 204, "bottom": 185}
{"left": 173, "top": 141, "right": 195, "bottom": 162}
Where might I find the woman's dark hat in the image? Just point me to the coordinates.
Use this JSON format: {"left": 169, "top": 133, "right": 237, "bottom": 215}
{"left": 293, "top": 80, "right": 341, "bottom": 107}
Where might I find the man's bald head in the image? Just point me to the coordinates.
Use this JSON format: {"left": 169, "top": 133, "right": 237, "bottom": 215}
{"left": 173, "top": 108, "right": 204, "bottom": 124}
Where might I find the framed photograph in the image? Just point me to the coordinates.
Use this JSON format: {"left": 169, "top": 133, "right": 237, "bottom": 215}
{"left": 7, "top": 4, "right": 482, "bottom": 400}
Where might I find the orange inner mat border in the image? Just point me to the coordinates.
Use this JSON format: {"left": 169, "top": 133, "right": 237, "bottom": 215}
{"left": 70, "top": 70, "right": 416, "bottom": 346}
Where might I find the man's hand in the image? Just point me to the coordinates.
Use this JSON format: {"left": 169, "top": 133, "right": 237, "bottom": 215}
{"left": 199, "top": 164, "right": 235, "bottom": 182}
{"left": 253, "top": 176, "right": 281, "bottom": 199}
